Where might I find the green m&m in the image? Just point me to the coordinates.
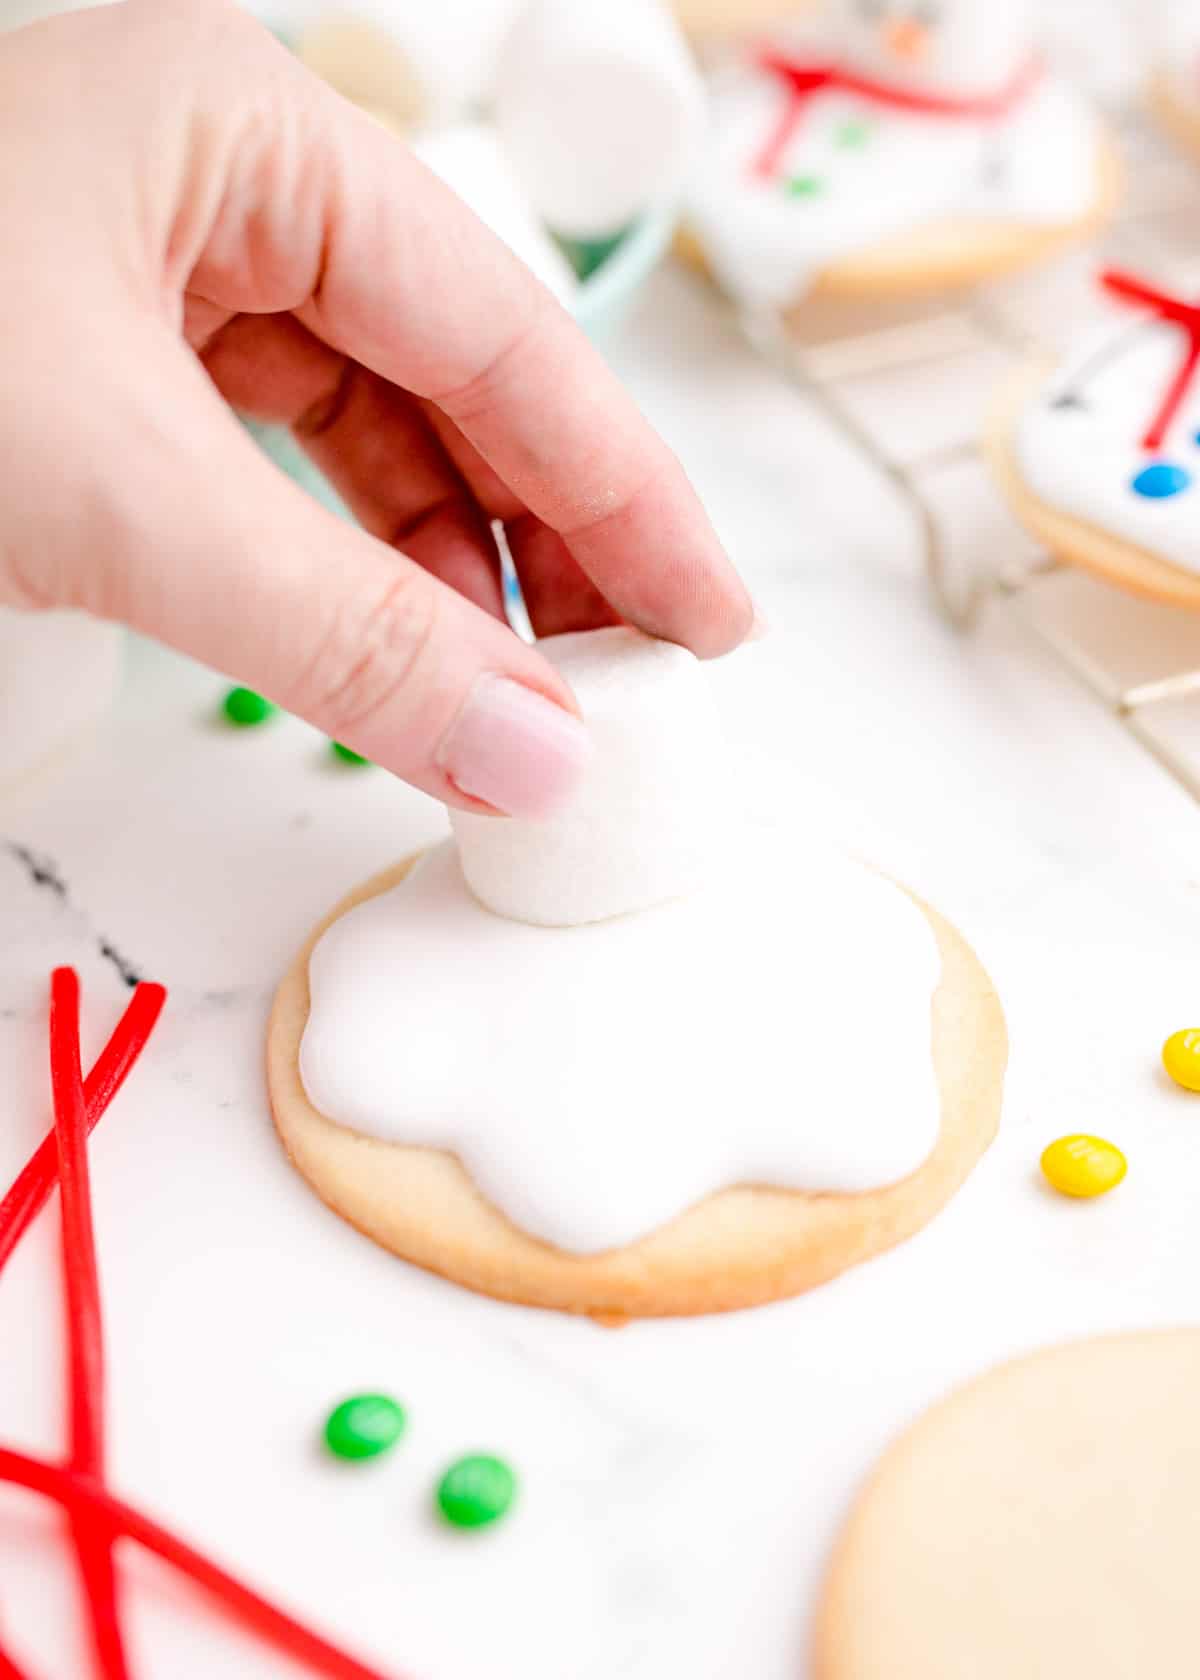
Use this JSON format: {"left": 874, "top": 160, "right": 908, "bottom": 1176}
{"left": 222, "top": 686, "right": 276, "bottom": 727}
{"left": 323, "top": 1393, "right": 407, "bottom": 1462}
{"left": 330, "top": 741, "right": 371, "bottom": 766}
{"left": 436, "top": 1454, "right": 517, "bottom": 1529}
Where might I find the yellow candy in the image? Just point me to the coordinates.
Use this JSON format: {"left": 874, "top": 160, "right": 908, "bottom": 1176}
{"left": 1162, "top": 1029, "right": 1200, "bottom": 1092}
{"left": 1040, "top": 1135, "right": 1126, "bottom": 1199}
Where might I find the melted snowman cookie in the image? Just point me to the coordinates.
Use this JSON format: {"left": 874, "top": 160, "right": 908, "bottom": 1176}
{"left": 992, "top": 270, "right": 1200, "bottom": 607}
{"left": 684, "top": 0, "right": 1114, "bottom": 308}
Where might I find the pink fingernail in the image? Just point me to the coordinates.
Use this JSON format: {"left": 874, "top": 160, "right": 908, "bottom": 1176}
{"left": 439, "top": 675, "right": 592, "bottom": 819}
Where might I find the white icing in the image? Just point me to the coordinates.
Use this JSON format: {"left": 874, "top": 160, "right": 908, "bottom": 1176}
{"left": 408, "top": 123, "right": 578, "bottom": 306}
{"left": 0, "top": 607, "right": 121, "bottom": 788}
{"left": 493, "top": 0, "right": 703, "bottom": 240}
{"left": 450, "top": 629, "right": 723, "bottom": 927}
{"left": 299, "top": 836, "right": 943, "bottom": 1254}
{"left": 1013, "top": 316, "right": 1200, "bottom": 577}
{"left": 832, "top": 0, "right": 1033, "bottom": 100}
{"left": 686, "top": 64, "right": 1101, "bottom": 309}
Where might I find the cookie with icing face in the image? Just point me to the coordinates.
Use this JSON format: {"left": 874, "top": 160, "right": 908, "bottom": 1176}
{"left": 267, "top": 630, "right": 1006, "bottom": 1321}
{"left": 814, "top": 1331, "right": 1200, "bottom": 1680}
{"left": 989, "top": 270, "right": 1200, "bottom": 610}
{"left": 682, "top": 0, "right": 1119, "bottom": 309}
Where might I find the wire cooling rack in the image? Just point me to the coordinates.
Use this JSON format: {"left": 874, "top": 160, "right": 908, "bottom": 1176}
{"left": 736, "top": 103, "right": 1200, "bottom": 803}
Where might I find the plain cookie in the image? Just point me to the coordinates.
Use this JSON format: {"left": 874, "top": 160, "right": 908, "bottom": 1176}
{"left": 814, "top": 1329, "right": 1200, "bottom": 1680}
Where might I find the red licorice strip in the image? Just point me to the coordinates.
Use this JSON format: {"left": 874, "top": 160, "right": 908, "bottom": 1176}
{"left": 0, "top": 1635, "right": 35, "bottom": 1680}
{"left": 50, "top": 969, "right": 128, "bottom": 1680}
{"left": 0, "top": 983, "right": 166, "bottom": 1277}
{"left": 752, "top": 51, "right": 1041, "bottom": 178}
{"left": 0, "top": 1449, "right": 400, "bottom": 1680}
{"left": 1100, "top": 269, "right": 1200, "bottom": 452}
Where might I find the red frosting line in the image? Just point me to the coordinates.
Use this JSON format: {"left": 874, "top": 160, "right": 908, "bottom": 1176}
{"left": 752, "top": 51, "right": 1042, "bottom": 179}
{"left": 0, "top": 972, "right": 409, "bottom": 1680}
{"left": 50, "top": 968, "right": 129, "bottom": 1680}
{"left": 1100, "top": 269, "right": 1200, "bottom": 452}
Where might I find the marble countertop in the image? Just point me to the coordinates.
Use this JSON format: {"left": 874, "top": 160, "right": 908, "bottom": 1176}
{"left": 5, "top": 259, "right": 1200, "bottom": 1679}
{"left": 7, "top": 12, "right": 1200, "bottom": 1666}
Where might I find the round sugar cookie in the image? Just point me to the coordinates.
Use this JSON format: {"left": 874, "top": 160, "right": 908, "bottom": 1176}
{"left": 814, "top": 1329, "right": 1200, "bottom": 1680}
{"left": 987, "top": 352, "right": 1200, "bottom": 612}
{"left": 267, "top": 856, "right": 1006, "bottom": 1322}
{"left": 677, "top": 134, "right": 1121, "bottom": 306}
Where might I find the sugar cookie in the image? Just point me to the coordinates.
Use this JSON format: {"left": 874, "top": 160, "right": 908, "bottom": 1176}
{"left": 988, "top": 269, "right": 1200, "bottom": 610}
{"left": 682, "top": 1, "right": 1118, "bottom": 310}
{"left": 814, "top": 1329, "right": 1200, "bottom": 1680}
{"left": 267, "top": 854, "right": 1004, "bottom": 1320}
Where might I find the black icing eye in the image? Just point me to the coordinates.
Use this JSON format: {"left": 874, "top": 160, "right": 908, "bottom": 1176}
{"left": 1049, "top": 391, "right": 1087, "bottom": 412}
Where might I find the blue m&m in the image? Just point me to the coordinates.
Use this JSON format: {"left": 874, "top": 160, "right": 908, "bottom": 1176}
{"left": 1131, "top": 462, "right": 1192, "bottom": 499}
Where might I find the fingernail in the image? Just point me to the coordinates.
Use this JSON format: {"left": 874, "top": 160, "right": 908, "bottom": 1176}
{"left": 439, "top": 675, "right": 592, "bottom": 819}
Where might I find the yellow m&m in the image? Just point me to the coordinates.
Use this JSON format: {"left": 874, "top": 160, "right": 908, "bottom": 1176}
{"left": 1040, "top": 1135, "right": 1126, "bottom": 1199}
{"left": 1163, "top": 1029, "right": 1200, "bottom": 1092}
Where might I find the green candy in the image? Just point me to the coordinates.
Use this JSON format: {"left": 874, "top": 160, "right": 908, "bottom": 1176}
{"left": 330, "top": 741, "right": 371, "bottom": 767}
{"left": 787, "top": 173, "right": 823, "bottom": 198}
{"left": 323, "top": 1394, "right": 407, "bottom": 1462}
{"left": 834, "top": 117, "right": 872, "bottom": 149}
{"left": 222, "top": 686, "right": 276, "bottom": 728}
{"left": 436, "top": 1454, "right": 517, "bottom": 1529}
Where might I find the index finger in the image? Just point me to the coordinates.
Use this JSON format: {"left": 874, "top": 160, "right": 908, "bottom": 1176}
{"left": 189, "top": 20, "right": 755, "bottom": 657}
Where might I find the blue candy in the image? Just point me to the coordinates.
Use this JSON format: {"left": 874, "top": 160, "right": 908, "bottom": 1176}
{"left": 1131, "top": 462, "right": 1192, "bottom": 499}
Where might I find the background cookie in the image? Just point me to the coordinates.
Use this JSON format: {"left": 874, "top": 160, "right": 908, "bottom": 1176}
{"left": 814, "top": 1329, "right": 1200, "bottom": 1680}
{"left": 677, "top": 132, "right": 1122, "bottom": 305}
{"left": 267, "top": 856, "right": 1006, "bottom": 1322}
{"left": 988, "top": 359, "right": 1200, "bottom": 612}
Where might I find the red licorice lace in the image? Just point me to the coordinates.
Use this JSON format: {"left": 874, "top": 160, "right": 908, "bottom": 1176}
{"left": 0, "top": 970, "right": 405, "bottom": 1680}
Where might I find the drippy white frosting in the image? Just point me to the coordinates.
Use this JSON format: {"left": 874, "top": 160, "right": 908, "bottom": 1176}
{"left": 686, "top": 67, "right": 1101, "bottom": 309}
{"left": 299, "top": 837, "right": 943, "bottom": 1254}
{"left": 1013, "top": 316, "right": 1200, "bottom": 576}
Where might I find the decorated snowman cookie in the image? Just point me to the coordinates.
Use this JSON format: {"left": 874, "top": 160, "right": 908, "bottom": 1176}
{"left": 684, "top": 0, "right": 1118, "bottom": 310}
{"left": 990, "top": 270, "right": 1200, "bottom": 609}
{"left": 269, "top": 629, "right": 1006, "bottom": 1321}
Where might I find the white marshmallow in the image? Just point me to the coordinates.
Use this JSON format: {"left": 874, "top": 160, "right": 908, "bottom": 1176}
{"left": 0, "top": 607, "right": 121, "bottom": 788}
{"left": 450, "top": 628, "right": 725, "bottom": 928}
{"left": 494, "top": 0, "right": 704, "bottom": 239}
{"left": 409, "top": 123, "right": 578, "bottom": 306}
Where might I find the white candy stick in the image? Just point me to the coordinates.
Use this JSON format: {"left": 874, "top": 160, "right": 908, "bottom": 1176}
{"left": 494, "top": 0, "right": 704, "bottom": 239}
{"left": 450, "top": 628, "right": 726, "bottom": 927}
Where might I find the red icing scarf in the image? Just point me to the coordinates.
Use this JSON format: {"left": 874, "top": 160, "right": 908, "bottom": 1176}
{"left": 1101, "top": 270, "right": 1200, "bottom": 453}
{"left": 751, "top": 51, "right": 1043, "bottom": 180}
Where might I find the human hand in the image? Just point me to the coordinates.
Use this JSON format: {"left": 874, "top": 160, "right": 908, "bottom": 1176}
{"left": 0, "top": 0, "right": 754, "bottom": 817}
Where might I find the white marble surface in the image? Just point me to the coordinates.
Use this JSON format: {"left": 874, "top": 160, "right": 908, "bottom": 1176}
{"left": 7, "top": 8, "right": 1200, "bottom": 1675}
{"left": 5, "top": 259, "right": 1200, "bottom": 1679}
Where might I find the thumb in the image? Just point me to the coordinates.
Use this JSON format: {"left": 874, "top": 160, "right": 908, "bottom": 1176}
{"left": 83, "top": 352, "right": 593, "bottom": 818}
